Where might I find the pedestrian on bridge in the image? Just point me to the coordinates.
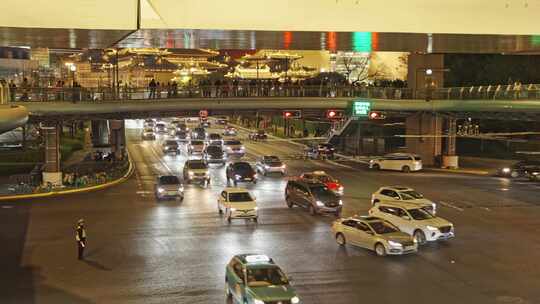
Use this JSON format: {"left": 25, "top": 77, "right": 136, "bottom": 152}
{"left": 75, "top": 219, "right": 87, "bottom": 260}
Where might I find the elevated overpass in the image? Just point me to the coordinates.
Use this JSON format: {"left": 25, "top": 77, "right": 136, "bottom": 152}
{"left": 2, "top": 0, "right": 540, "bottom": 53}
{"left": 16, "top": 97, "right": 540, "bottom": 121}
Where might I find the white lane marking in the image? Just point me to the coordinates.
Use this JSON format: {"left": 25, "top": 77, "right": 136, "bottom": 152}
{"left": 326, "top": 159, "right": 355, "bottom": 170}
{"left": 439, "top": 201, "right": 465, "bottom": 212}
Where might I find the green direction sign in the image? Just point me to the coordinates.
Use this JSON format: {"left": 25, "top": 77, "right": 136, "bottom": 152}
{"left": 352, "top": 101, "right": 371, "bottom": 116}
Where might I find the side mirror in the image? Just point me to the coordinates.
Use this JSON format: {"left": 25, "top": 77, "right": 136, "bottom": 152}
{"left": 365, "top": 230, "right": 374, "bottom": 235}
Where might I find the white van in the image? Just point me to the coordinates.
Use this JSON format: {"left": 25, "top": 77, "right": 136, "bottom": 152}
{"left": 369, "top": 153, "right": 422, "bottom": 173}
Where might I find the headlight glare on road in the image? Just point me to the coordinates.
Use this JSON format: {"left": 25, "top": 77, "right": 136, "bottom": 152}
{"left": 533, "top": 172, "right": 539, "bottom": 176}
{"left": 388, "top": 240, "right": 402, "bottom": 248}
{"left": 188, "top": 171, "right": 194, "bottom": 176}
{"left": 427, "top": 225, "right": 438, "bottom": 231}
{"left": 253, "top": 300, "right": 265, "bottom": 304}
{"left": 291, "top": 296, "right": 300, "bottom": 304}
{"left": 316, "top": 201, "right": 324, "bottom": 207}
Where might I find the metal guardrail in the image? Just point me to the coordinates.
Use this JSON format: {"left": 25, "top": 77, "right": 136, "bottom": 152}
{"left": 7, "top": 84, "right": 540, "bottom": 103}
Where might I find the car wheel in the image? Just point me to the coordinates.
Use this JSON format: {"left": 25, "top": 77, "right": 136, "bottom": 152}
{"left": 227, "top": 214, "right": 232, "bottom": 223}
{"left": 402, "top": 165, "right": 411, "bottom": 173}
{"left": 253, "top": 180, "right": 257, "bottom": 185}
{"left": 510, "top": 171, "right": 519, "bottom": 178}
{"left": 253, "top": 217, "right": 258, "bottom": 223}
{"left": 263, "top": 171, "right": 267, "bottom": 176}
{"left": 414, "top": 230, "right": 427, "bottom": 245}
{"left": 233, "top": 181, "right": 238, "bottom": 186}
{"left": 286, "top": 196, "right": 293, "bottom": 208}
{"left": 335, "top": 233, "right": 346, "bottom": 246}
{"left": 372, "top": 164, "right": 380, "bottom": 170}
{"left": 375, "top": 243, "right": 387, "bottom": 256}
{"left": 309, "top": 204, "right": 317, "bottom": 216}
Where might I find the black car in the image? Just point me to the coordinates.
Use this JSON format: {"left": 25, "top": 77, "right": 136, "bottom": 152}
{"left": 191, "top": 127, "right": 207, "bottom": 140}
{"left": 497, "top": 160, "right": 540, "bottom": 178}
{"left": 285, "top": 180, "right": 342, "bottom": 216}
{"left": 171, "top": 130, "right": 189, "bottom": 142}
{"left": 248, "top": 130, "right": 268, "bottom": 141}
{"left": 526, "top": 166, "right": 540, "bottom": 181}
{"left": 162, "top": 140, "right": 180, "bottom": 154}
{"left": 305, "top": 143, "right": 335, "bottom": 160}
{"left": 226, "top": 162, "right": 257, "bottom": 186}
{"left": 204, "top": 145, "right": 226, "bottom": 165}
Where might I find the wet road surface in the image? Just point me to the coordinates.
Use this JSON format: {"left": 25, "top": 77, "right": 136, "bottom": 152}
{"left": 1, "top": 119, "right": 540, "bottom": 304}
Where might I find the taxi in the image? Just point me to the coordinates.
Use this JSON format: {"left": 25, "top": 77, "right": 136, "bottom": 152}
{"left": 225, "top": 254, "right": 300, "bottom": 304}
{"left": 300, "top": 171, "right": 344, "bottom": 195}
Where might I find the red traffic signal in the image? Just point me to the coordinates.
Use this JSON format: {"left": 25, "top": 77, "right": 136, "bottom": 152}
{"left": 326, "top": 109, "right": 344, "bottom": 119}
{"left": 368, "top": 111, "right": 386, "bottom": 120}
{"left": 283, "top": 110, "right": 302, "bottom": 119}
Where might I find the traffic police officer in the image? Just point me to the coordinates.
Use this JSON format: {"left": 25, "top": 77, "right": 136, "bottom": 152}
{"left": 75, "top": 219, "right": 87, "bottom": 260}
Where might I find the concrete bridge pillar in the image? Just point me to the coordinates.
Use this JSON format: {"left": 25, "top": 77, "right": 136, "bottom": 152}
{"left": 405, "top": 112, "right": 443, "bottom": 166}
{"left": 109, "top": 120, "right": 125, "bottom": 160}
{"left": 407, "top": 54, "right": 445, "bottom": 99}
{"left": 41, "top": 122, "right": 62, "bottom": 186}
{"left": 91, "top": 120, "right": 110, "bottom": 147}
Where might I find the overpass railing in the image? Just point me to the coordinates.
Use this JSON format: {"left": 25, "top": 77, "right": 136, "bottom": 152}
{"left": 7, "top": 84, "right": 540, "bottom": 102}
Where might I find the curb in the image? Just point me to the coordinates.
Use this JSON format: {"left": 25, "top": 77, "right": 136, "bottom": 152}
{"left": 0, "top": 156, "right": 134, "bottom": 201}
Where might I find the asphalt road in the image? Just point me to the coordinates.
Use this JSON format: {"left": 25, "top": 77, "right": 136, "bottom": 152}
{"left": 1, "top": 119, "right": 540, "bottom": 304}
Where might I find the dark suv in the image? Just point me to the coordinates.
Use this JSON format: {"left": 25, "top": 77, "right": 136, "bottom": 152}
{"left": 226, "top": 162, "right": 257, "bottom": 186}
{"left": 285, "top": 180, "right": 342, "bottom": 216}
{"left": 497, "top": 160, "right": 540, "bottom": 178}
{"left": 204, "top": 145, "right": 226, "bottom": 165}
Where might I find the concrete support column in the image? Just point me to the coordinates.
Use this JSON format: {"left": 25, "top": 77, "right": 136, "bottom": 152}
{"left": 42, "top": 122, "right": 62, "bottom": 186}
{"left": 407, "top": 54, "right": 445, "bottom": 99}
{"left": 109, "top": 120, "right": 125, "bottom": 160}
{"left": 91, "top": 120, "right": 110, "bottom": 147}
{"left": 405, "top": 112, "right": 442, "bottom": 166}
{"left": 442, "top": 117, "right": 459, "bottom": 168}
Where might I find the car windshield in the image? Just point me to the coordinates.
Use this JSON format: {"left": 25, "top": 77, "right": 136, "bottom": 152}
{"left": 191, "top": 140, "right": 203, "bottom": 146}
{"left": 414, "top": 156, "right": 422, "bottom": 161}
{"left": 309, "top": 185, "right": 334, "bottom": 199}
{"left": 408, "top": 208, "right": 434, "bottom": 220}
{"left": 159, "top": 176, "right": 180, "bottom": 185}
{"left": 368, "top": 221, "right": 399, "bottom": 234}
{"left": 228, "top": 192, "right": 253, "bottom": 202}
{"left": 175, "top": 131, "right": 186, "bottom": 136}
{"left": 246, "top": 266, "right": 289, "bottom": 287}
{"left": 207, "top": 146, "right": 222, "bottom": 153}
{"left": 188, "top": 162, "right": 207, "bottom": 169}
{"left": 210, "top": 134, "right": 220, "bottom": 139}
{"left": 399, "top": 190, "right": 423, "bottom": 200}
{"left": 225, "top": 140, "right": 241, "bottom": 145}
{"left": 234, "top": 163, "right": 253, "bottom": 173}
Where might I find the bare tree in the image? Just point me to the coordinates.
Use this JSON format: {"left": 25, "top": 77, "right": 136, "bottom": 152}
{"left": 338, "top": 54, "right": 385, "bottom": 84}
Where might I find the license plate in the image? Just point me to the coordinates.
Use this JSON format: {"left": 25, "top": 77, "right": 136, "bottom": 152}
{"left": 167, "top": 191, "right": 177, "bottom": 195}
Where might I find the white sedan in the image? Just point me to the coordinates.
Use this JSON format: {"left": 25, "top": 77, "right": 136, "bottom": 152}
{"left": 218, "top": 188, "right": 258, "bottom": 223}
{"left": 368, "top": 201, "right": 454, "bottom": 245}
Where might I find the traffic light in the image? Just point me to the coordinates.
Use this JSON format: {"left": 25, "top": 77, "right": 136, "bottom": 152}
{"left": 326, "top": 109, "right": 344, "bottom": 120}
{"left": 368, "top": 111, "right": 386, "bottom": 120}
{"left": 283, "top": 110, "right": 302, "bottom": 119}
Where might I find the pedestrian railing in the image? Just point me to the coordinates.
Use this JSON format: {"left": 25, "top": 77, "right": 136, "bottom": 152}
{"left": 8, "top": 84, "right": 540, "bottom": 103}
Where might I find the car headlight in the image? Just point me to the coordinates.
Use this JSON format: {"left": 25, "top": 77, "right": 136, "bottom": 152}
{"left": 157, "top": 187, "right": 165, "bottom": 193}
{"left": 281, "top": 164, "right": 286, "bottom": 169}
{"left": 316, "top": 201, "right": 324, "bottom": 207}
{"left": 230, "top": 208, "right": 237, "bottom": 212}
{"left": 264, "top": 165, "right": 270, "bottom": 169}
{"left": 426, "top": 225, "right": 438, "bottom": 231}
{"left": 502, "top": 167, "right": 511, "bottom": 173}
{"left": 205, "top": 172, "right": 210, "bottom": 177}
{"left": 178, "top": 186, "right": 184, "bottom": 192}
{"left": 235, "top": 174, "right": 241, "bottom": 179}
{"left": 388, "top": 240, "right": 403, "bottom": 248}
{"left": 253, "top": 173, "right": 258, "bottom": 179}
{"left": 253, "top": 300, "right": 265, "bottom": 304}
{"left": 254, "top": 207, "right": 258, "bottom": 210}
{"left": 240, "top": 146, "right": 245, "bottom": 150}
{"left": 533, "top": 172, "right": 539, "bottom": 176}
{"left": 188, "top": 171, "right": 194, "bottom": 176}
{"left": 338, "top": 200, "right": 343, "bottom": 205}
{"left": 164, "top": 146, "right": 169, "bottom": 150}
{"left": 338, "top": 186, "right": 344, "bottom": 191}
{"left": 291, "top": 296, "right": 300, "bottom": 304}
